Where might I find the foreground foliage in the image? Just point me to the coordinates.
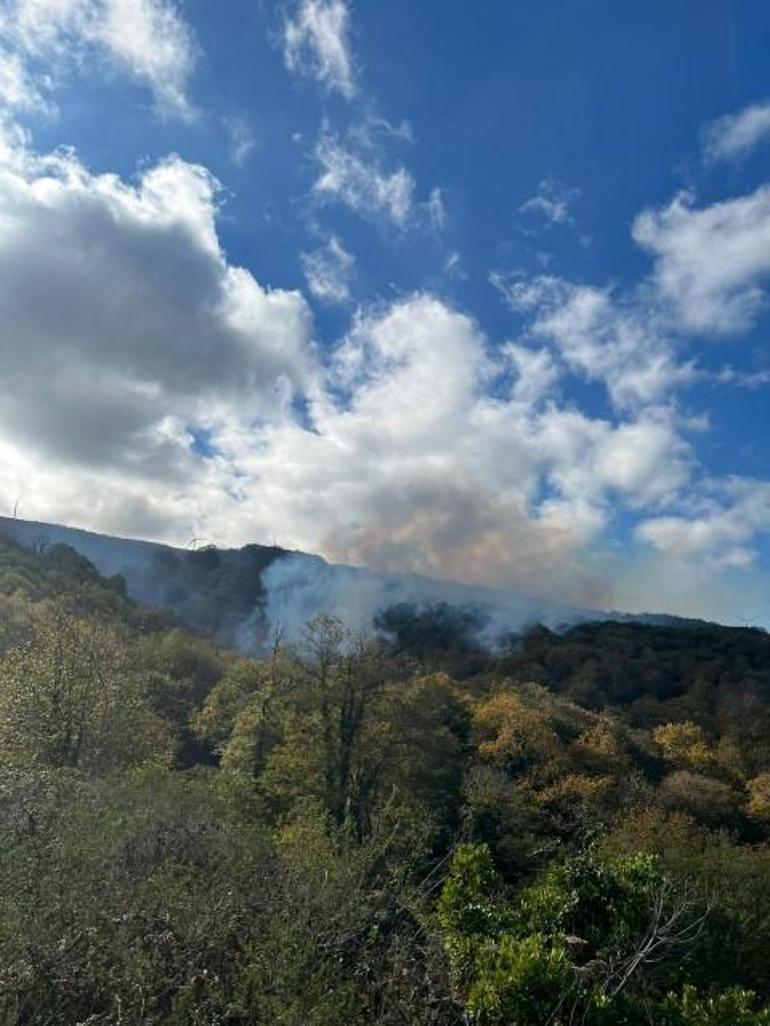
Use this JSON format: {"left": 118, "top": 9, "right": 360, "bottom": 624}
{"left": 2, "top": 534, "right": 770, "bottom": 1023}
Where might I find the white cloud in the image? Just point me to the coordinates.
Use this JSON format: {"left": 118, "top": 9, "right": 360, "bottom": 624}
{"left": 301, "top": 234, "right": 355, "bottom": 303}
{"left": 494, "top": 273, "right": 693, "bottom": 412}
{"left": 312, "top": 128, "right": 445, "bottom": 232}
{"left": 495, "top": 176, "right": 770, "bottom": 419}
{"left": 226, "top": 295, "right": 601, "bottom": 598}
{"left": 198, "top": 296, "right": 693, "bottom": 608}
{"left": 633, "top": 187, "right": 770, "bottom": 335}
{"left": 591, "top": 419, "right": 690, "bottom": 505}
{"left": 224, "top": 115, "right": 256, "bottom": 167}
{"left": 519, "top": 177, "right": 579, "bottom": 226}
{"left": 0, "top": 47, "right": 49, "bottom": 111}
{"left": 703, "top": 101, "right": 770, "bottom": 162}
{"left": 444, "top": 250, "right": 466, "bottom": 279}
{"left": 711, "top": 365, "right": 770, "bottom": 389}
{"left": 0, "top": 130, "right": 314, "bottom": 531}
{"left": 637, "top": 480, "right": 770, "bottom": 569}
{"left": 350, "top": 114, "right": 412, "bottom": 146}
{"left": 314, "top": 130, "right": 414, "bottom": 226}
{"left": 0, "top": 0, "right": 198, "bottom": 118}
{"left": 2, "top": 114, "right": 770, "bottom": 623}
{"left": 485, "top": 170, "right": 770, "bottom": 617}
{"left": 534, "top": 407, "right": 690, "bottom": 513}
{"left": 284, "top": 0, "right": 355, "bottom": 100}
{"left": 501, "top": 341, "right": 559, "bottom": 406}
{"left": 0, "top": 176, "right": 695, "bottom": 615}
{"left": 426, "top": 186, "right": 446, "bottom": 231}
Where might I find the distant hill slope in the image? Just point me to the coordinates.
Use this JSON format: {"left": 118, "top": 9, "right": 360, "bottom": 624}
{"left": 0, "top": 516, "right": 288, "bottom": 645}
{"left": 0, "top": 516, "right": 709, "bottom": 649}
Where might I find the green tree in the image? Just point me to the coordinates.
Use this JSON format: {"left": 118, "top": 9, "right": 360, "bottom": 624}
{"left": 0, "top": 608, "right": 171, "bottom": 772}
{"left": 436, "top": 843, "right": 760, "bottom": 1025}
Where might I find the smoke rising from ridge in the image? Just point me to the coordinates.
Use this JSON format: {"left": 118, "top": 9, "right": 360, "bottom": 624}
{"left": 256, "top": 552, "right": 600, "bottom": 647}
{"left": 6, "top": 516, "right": 763, "bottom": 652}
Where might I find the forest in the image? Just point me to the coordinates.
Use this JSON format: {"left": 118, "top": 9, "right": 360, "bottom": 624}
{"left": 2, "top": 533, "right": 770, "bottom": 1024}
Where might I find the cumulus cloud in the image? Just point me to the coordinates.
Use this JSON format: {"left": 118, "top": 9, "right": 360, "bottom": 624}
{"left": 0, "top": 130, "right": 314, "bottom": 535}
{"left": 493, "top": 273, "right": 693, "bottom": 412}
{"left": 703, "top": 101, "right": 770, "bottom": 162}
{"left": 486, "top": 170, "right": 770, "bottom": 616}
{"left": 633, "top": 187, "right": 770, "bottom": 335}
{"left": 3, "top": 115, "right": 770, "bottom": 624}
{"left": 637, "top": 479, "right": 770, "bottom": 570}
{"left": 0, "top": 0, "right": 198, "bottom": 118}
{"left": 0, "top": 171, "right": 695, "bottom": 616}
{"left": 301, "top": 235, "right": 355, "bottom": 303}
{"left": 195, "top": 295, "right": 694, "bottom": 612}
{"left": 283, "top": 0, "right": 355, "bottom": 99}
{"left": 496, "top": 178, "right": 770, "bottom": 417}
{"left": 228, "top": 296, "right": 602, "bottom": 600}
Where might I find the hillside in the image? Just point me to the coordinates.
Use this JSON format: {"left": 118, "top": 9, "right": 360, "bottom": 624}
{"left": 0, "top": 516, "right": 705, "bottom": 651}
{"left": 2, "top": 533, "right": 770, "bottom": 1022}
{"left": 0, "top": 515, "right": 288, "bottom": 644}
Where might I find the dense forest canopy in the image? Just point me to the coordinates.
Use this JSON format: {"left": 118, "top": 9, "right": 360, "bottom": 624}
{"left": 2, "top": 532, "right": 770, "bottom": 1024}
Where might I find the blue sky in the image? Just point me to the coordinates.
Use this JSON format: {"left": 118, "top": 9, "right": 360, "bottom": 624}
{"left": 1, "top": 0, "right": 770, "bottom": 624}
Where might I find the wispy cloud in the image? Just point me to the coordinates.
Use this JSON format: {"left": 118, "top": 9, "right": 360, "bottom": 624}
{"left": 0, "top": 48, "right": 50, "bottom": 113}
{"left": 444, "top": 251, "right": 466, "bottom": 280}
{"left": 494, "top": 179, "right": 770, "bottom": 416}
{"left": 301, "top": 235, "right": 355, "bottom": 303}
{"left": 283, "top": 0, "right": 355, "bottom": 99}
{"left": 426, "top": 186, "right": 447, "bottom": 231}
{"left": 313, "top": 129, "right": 415, "bottom": 227}
{"left": 519, "top": 177, "right": 580, "bottom": 227}
{"left": 0, "top": 0, "right": 199, "bottom": 119}
{"left": 350, "top": 114, "right": 412, "bottom": 146}
{"left": 224, "top": 115, "right": 256, "bottom": 167}
{"left": 710, "top": 365, "right": 770, "bottom": 389}
{"left": 703, "top": 100, "right": 770, "bottom": 162}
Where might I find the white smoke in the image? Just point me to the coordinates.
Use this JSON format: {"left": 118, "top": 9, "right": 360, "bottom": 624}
{"left": 257, "top": 551, "right": 610, "bottom": 648}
